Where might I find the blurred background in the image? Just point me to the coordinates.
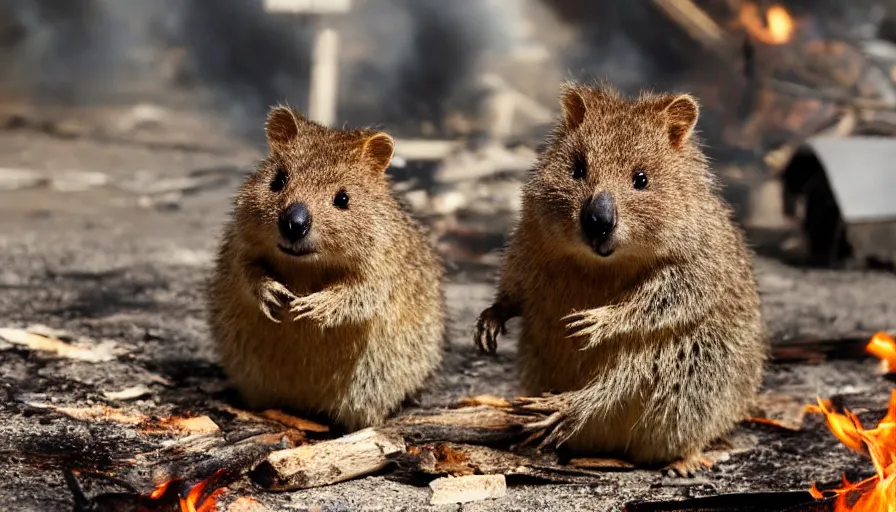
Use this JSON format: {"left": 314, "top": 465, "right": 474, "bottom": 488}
{"left": 2, "top": 0, "right": 896, "bottom": 270}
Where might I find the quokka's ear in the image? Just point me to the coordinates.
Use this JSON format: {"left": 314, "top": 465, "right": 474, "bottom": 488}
{"left": 559, "top": 81, "right": 588, "bottom": 133}
{"left": 659, "top": 94, "right": 699, "bottom": 148}
{"left": 360, "top": 132, "right": 394, "bottom": 174}
{"left": 265, "top": 106, "right": 313, "bottom": 148}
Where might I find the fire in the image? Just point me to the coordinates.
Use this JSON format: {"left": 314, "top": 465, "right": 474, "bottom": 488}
{"left": 147, "top": 470, "right": 226, "bottom": 512}
{"left": 739, "top": 3, "right": 795, "bottom": 45}
{"left": 867, "top": 332, "right": 896, "bottom": 373}
{"left": 180, "top": 476, "right": 226, "bottom": 512}
{"left": 806, "top": 333, "right": 896, "bottom": 510}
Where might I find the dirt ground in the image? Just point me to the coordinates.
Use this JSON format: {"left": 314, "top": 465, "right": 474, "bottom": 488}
{"left": 1, "top": 111, "right": 896, "bottom": 511}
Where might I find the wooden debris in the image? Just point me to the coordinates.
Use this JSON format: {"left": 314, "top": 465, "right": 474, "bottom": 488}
{"left": 251, "top": 428, "right": 405, "bottom": 490}
{"left": 429, "top": 474, "right": 507, "bottom": 505}
{"left": 386, "top": 404, "right": 552, "bottom": 445}
{"left": 259, "top": 409, "right": 329, "bottom": 433}
{"left": 649, "top": 0, "right": 737, "bottom": 61}
{"left": 746, "top": 393, "right": 812, "bottom": 432}
{"left": 154, "top": 415, "right": 220, "bottom": 435}
{"left": 102, "top": 385, "right": 152, "bottom": 401}
{"left": 24, "top": 402, "right": 221, "bottom": 435}
{"left": 394, "top": 139, "right": 460, "bottom": 161}
{"left": 770, "top": 336, "right": 873, "bottom": 364}
{"left": 121, "top": 431, "right": 293, "bottom": 495}
{"left": 568, "top": 457, "right": 636, "bottom": 470}
{"left": 455, "top": 395, "right": 512, "bottom": 408}
{"left": 0, "top": 326, "right": 124, "bottom": 362}
{"left": 403, "top": 442, "right": 633, "bottom": 484}
{"left": 25, "top": 403, "right": 145, "bottom": 425}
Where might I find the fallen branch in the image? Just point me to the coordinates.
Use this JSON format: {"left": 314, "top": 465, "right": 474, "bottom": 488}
{"left": 251, "top": 428, "right": 405, "bottom": 491}
{"left": 770, "top": 79, "right": 896, "bottom": 111}
{"left": 649, "top": 0, "right": 738, "bottom": 61}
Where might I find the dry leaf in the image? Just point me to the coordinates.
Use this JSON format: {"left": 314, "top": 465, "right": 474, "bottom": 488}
{"left": 747, "top": 393, "right": 810, "bottom": 431}
{"left": 0, "top": 326, "right": 123, "bottom": 362}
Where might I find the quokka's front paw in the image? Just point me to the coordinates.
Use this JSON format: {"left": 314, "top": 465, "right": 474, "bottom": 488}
{"left": 257, "top": 278, "right": 298, "bottom": 323}
{"left": 474, "top": 305, "right": 507, "bottom": 355}
{"left": 515, "top": 393, "right": 587, "bottom": 451}
{"left": 289, "top": 292, "right": 337, "bottom": 327}
{"left": 562, "top": 306, "right": 616, "bottom": 348}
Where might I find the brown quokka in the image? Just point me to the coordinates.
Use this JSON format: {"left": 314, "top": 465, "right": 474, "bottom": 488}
{"left": 209, "top": 106, "right": 445, "bottom": 432}
{"left": 475, "top": 83, "right": 767, "bottom": 475}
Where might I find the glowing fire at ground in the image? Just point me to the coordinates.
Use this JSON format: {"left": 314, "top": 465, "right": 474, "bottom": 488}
{"left": 807, "top": 332, "right": 896, "bottom": 510}
{"left": 147, "top": 471, "right": 226, "bottom": 512}
{"left": 867, "top": 332, "right": 896, "bottom": 373}
{"left": 739, "top": 3, "right": 795, "bottom": 45}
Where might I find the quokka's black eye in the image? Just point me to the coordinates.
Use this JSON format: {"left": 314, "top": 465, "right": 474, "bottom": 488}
{"left": 333, "top": 189, "right": 350, "bottom": 209}
{"left": 270, "top": 168, "right": 288, "bottom": 192}
{"left": 633, "top": 170, "right": 649, "bottom": 190}
{"left": 572, "top": 153, "right": 587, "bottom": 180}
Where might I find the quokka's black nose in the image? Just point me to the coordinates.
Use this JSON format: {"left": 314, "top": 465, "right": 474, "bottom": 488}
{"left": 278, "top": 202, "right": 312, "bottom": 242}
{"left": 580, "top": 191, "right": 616, "bottom": 242}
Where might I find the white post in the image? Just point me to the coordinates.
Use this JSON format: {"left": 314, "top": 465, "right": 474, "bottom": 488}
{"left": 308, "top": 19, "right": 339, "bottom": 127}
{"left": 262, "top": 0, "right": 351, "bottom": 127}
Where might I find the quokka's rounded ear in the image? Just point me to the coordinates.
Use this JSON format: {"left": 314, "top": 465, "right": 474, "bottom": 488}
{"left": 265, "top": 106, "right": 309, "bottom": 147}
{"left": 559, "top": 82, "right": 588, "bottom": 132}
{"left": 360, "top": 132, "right": 394, "bottom": 174}
{"left": 660, "top": 94, "right": 699, "bottom": 148}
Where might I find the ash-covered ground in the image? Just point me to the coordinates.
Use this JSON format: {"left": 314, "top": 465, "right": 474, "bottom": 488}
{"left": 1, "top": 105, "right": 896, "bottom": 511}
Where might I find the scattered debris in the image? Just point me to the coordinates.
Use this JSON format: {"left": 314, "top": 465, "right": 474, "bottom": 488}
{"left": 50, "top": 170, "right": 109, "bottom": 192}
{"left": 23, "top": 402, "right": 220, "bottom": 435}
{"left": 116, "top": 103, "right": 171, "bottom": 132}
{"left": 456, "top": 395, "right": 512, "bottom": 408}
{"left": 429, "top": 474, "right": 507, "bottom": 505}
{"left": 251, "top": 428, "right": 405, "bottom": 491}
{"left": 394, "top": 139, "right": 461, "bottom": 161}
{"left": 102, "top": 385, "right": 153, "bottom": 401}
{"left": 747, "top": 392, "right": 813, "bottom": 432}
{"left": 0, "top": 326, "right": 124, "bottom": 363}
{"left": 226, "top": 497, "right": 272, "bottom": 512}
{"left": 568, "top": 457, "right": 636, "bottom": 470}
{"left": 259, "top": 409, "right": 330, "bottom": 433}
{"left": 0, "top": 168, "right": 43, "bottom": 191}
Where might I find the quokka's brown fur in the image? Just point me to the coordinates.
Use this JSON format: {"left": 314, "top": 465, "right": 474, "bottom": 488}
{"left": 475, "top": 82, "right": 768, "bottom": 474}
{"left": 209, "top": 106, "right": 445, "bottom": 432}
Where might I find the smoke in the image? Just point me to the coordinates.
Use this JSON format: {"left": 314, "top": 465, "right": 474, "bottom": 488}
{"left": 5, "top": 0, "right": 893, "bottom": 143}
{"left": 0, "top": 0, "right": 516, "bottom": 139}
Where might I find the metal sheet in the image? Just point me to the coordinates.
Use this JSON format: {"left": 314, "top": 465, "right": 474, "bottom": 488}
{"left": 802, "top": 136, "right": 896, "bottom": 222}
{"left": 263, "top": 0, "right": 352, "bottom": 14}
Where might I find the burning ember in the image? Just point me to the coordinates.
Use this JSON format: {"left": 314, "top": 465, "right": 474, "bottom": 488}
{"left": 806, "top": 333, "right": 896, "bottom": 510}
{"left": 147, "top": 471, "right": 226, "bottom": 512}
{"left": 739, "top": 3, "right": 795, "bottom": 45}
{"left": 867, "top": 332, "right": 896, "bottom": 373}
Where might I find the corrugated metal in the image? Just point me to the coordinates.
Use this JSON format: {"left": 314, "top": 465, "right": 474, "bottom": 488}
{"left": 803, "top": 136, "right": 896, "bottom": 222}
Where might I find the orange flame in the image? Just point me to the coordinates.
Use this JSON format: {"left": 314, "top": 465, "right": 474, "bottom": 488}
{"left": 739, "top": 3, "right": 795, "bottom": 45}
{"left": 868, "top": 332, "right": 896, "bottom": 373}
{"left": 806, "top": 334, "right": 896, "bottom": 510}
{"left": 147, "top": 470, "right": 226, "bottom": 512}
{"left": 180, "top": 476, "right": 226, "bottom": 512}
